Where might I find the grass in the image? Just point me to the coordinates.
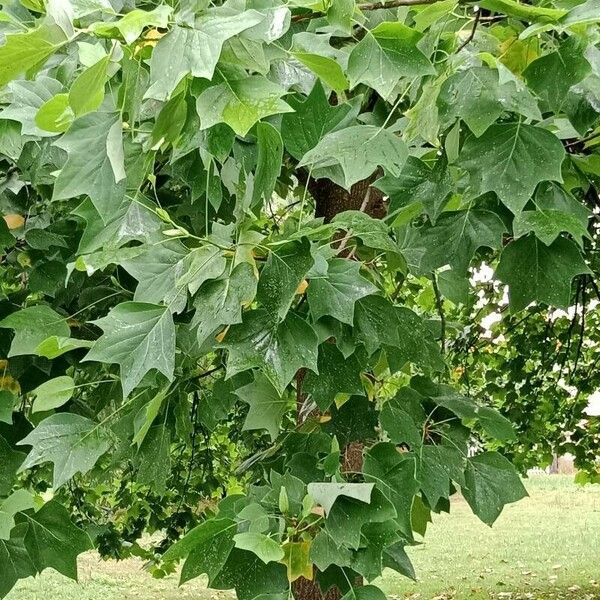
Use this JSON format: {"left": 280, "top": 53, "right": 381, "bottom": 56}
{"left": 8, "top": 476, "right": 600, "bottom": 600}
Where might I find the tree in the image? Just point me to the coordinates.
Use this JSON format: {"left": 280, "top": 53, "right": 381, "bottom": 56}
{"left": 0, "top": 0, "right": 599, "bottom": 598}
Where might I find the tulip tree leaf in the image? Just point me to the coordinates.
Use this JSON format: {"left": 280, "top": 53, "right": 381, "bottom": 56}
{"left": 347, "top": 23, "right": 435, "bottom": 100}
{"left": 496, "top": 235, "right": 590, "bottom": 312}
{"left": 0, "top": 306, "right": 70, "bottom": 357}
{"left": 281, "top": 81, "right": 359, "bottom": 160}
{"left": 196, "top": 75, "right": 293, "bottom": 137}
{"left": 299, "top": 125, "right": 408, "bottom": 191}
{"left": 18, "top": 500, "right": 93, "bottom": 579}
{"left": 31, "top": 376, "right": 75, "bottom": 413}
{"left": 307, "top": 258, "right": 378, "bottom": 325}
{"left": 84, "top": 302, "right": 176, "bottom": 397}
{"left": 462, "top": 452, "right": 528, "bottom": 526}
{"left": 458, "top": 123, "right": 565, "bottom": 214}
{"left": 192, "top": 262, "right": 258, "bottom": 346}
{"left": 219, "top": 310, "right": 318, "bottom": 394}
{"left": 234, "top": 374, "right": 290, "bottom": 441}
{"left": 52, "top": 112, "right": 126, "bottom": 221}
{"left": 146, "top": 12, "right": 265, "bottom": 100}
{"left": 18, "top": 414, "right": 111, "bottom": 488}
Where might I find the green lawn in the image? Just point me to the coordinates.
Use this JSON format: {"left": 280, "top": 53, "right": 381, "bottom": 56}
{"left": 8, "top": 476, "right": 600, "bottom": 600}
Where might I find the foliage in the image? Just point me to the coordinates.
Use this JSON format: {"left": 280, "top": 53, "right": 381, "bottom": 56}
{"left": 0, "top": 0, "right": 599, "bottom": 597}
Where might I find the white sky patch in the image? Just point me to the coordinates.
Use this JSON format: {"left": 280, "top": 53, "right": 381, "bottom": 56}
{"left": 585, "top": 391, "right": 600, "bottom": 416}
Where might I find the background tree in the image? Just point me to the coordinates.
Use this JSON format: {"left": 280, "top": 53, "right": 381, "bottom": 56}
{"left": 0, "top": 0, "right": 599, "bottom": 598}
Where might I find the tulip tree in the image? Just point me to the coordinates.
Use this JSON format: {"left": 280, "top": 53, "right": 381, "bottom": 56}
{"left": 0, "top": 0, "right": 599, "bottom": 598}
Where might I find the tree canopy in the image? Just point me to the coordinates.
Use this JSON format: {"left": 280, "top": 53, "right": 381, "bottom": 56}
{"left": 0, "top": 0, "right": 599, "bottom": 597}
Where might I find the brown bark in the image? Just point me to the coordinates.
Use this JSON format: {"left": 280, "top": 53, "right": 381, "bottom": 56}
{"left": 308, "top": 172, "right": 387, "bottom": 224}
{"left": 293, "top": 174, "right": 386, "bottom": 600}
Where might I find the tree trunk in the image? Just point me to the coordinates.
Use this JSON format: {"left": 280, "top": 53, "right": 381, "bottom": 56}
{"left": 293, "top": 174, "right": 385, "bottom": 600}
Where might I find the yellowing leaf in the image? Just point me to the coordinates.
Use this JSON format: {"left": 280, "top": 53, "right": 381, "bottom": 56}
{"left": 3, "top": 214, "right": 24, "bottom": 230}
{"left": 280, "top": 541, "right": 313, "bottom": 582}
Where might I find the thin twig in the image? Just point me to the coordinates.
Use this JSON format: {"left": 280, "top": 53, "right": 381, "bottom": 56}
{"left": 565, "top": 130, "right": 600, "bottom": 149}
{"left": 455, "top": 8, "right": 481, "bottom": 53}
{"left": 432, "top": 273, "right": 446, "bottom": 354}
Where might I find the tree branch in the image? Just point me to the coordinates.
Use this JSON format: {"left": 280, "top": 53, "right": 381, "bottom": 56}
{"left": 455, "top": 8, "right": 481, "bottom": 53}
{"left": 291, "top": 0, "right": 444, "bottom": 22}
{"left": 432, "top": 273, "right": 446, "bottom": 354}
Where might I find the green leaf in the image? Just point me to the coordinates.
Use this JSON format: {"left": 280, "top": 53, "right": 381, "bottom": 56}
{"left": 496, "top": 235, "right": 590, "bottom": 312}
{"left": 478, "top": 0, "right": 566, "bottom": 21}
{"left": 19, "top": 500, "right": 92, "bottom": 579}
{"left": 307, "top": 258, "right": 378, "bottom": 325}
{"left": 0, "top": 77, "right": 63, "bottom": 137}
{"left": 413, "top": 0, "right": 457, "bottom": 31}
{"left": 257, "top": 239, "right": 313, "bottom": 321}
{"left": 192, "top": 262, "right": 258, "bottom": 346}
{"left": 34, "top": 336, "right": 93, "bottom": 359}
{"left": 121, "top": 242, "right": 225, "bottom": 313}
{"left": 0, "top": 391, "right": 16, "bottom": 425}
{"left": 347, "top": 23, "right": 434, "bottom": 100}
{"left": 0, "top": 26, "right": 64, "bottom": 88}
{"left": 512, "top": 182, "right": 591, "bottom": 247}
{"left": 0, "top": 217, "right": 14, "bottom": 250}
{"left": 69, "top": 55, "right": 110, "bottom": 117}
{"left": 52, "top": 112, "right": 126, "bottom": 222}
{"left": 327, "top": 0, "right": 354, "bottom": 33}
{"left": 0, "top": 491, "right": 34, "bottom": 540}
{"left": 307, "top": 482, "right": 374, "bottom": 515}
{"left": 84, "top": 302, "right": 176, "bottom": 398}
{"left": 0, "top": 305, "right": 70, "bottom": 357}
{"left": 31, "top": 376, "right": 75, "bottom": 413}
{"left": 438, "top": 67, "right": 503, "bottom": 137}
{"left": 211, "top": 548, "right": 288, "bottom": 600}
{"left": 462, "top": 452, "right": 528, "bottom": 525}
{"left": 375, "top": 155, "right": 452, "bottom": 224}
{"left": 310, "top": 530, "right": 352, "bottom": 572}
{"left": 177, "top": 520, "right": 236, "bottom": 585}
{"left": 293, "top": 53, "right": 349, "bottom": 94}
{"left": 325, "top": 487, "right": 396, "bottom": 550}
{"left": 303, "top": 344, "right": 364, "bottom": 410}
{"left": 163, "top": 518, "right": 235, "bottom": 562}
{"left": 458, "top": 123, "right": 565, "bottom": 214}
{"left": 431, "top": 394, "right": 516, "bottom": 441}
{"left": 253, "top": 122, "right": 283, "bottom": 204}
{"left": 379, "top": 392, "right": 424, "bottom": 450}
{"left": 196, "top": 75, "right": 292, "bottom": 137}
{"left": 220, "top": 310, "right": 318, "bottom": 394}
{"left": 513, "top": 209, "right": 590, "bottom": 248}
{"left": 18, "top": 414, "right": 110, "bottom": 488}
{"left": 90, "top": 5, "right": 172, "bottom": 44}
{"left": 332, "top": 211, "right": 400, "bottom": 253}
{"left": 281, "top": 81, "right": 359, "bottom": 160}
{"left": 135, "top": 424, "right": 171, "bottom": 495}
{"left": 146, "top": 12, "right": 265, "bottom": 100}
{"left": 418, "top": 444, "right": 466, "bottom": 507}
{"left": 235, "top": 374, "right": 290, "bottom": 441}
{"left": 0, "top": 524, "right": 37, "bottom": 598}
{"left": 341, "top": 585, "right": 388, "bottom": 600}
{"left": 299, "top": 125, "right": 408, "bottom": 190}
{"left": 353, "top": 295, "right": 400, "bottom": 356}
{"left": 0, "top": 435, "right": 26, "bottom": 497}
{"left": 363, "top": 443, "right": 419, "bottom": 539}
{"left": 35, "top": 93, "right": 74, "bottom": 133}
{"left": 524, "top": 39, "right": 591, "bottom": 113}
{"left": 132, "top": 388, "right": 168, "bottom": 448}
{"left": 402, "top": 208, "right": 507, "bottom": 274}
{"left": 562, "top": 0, "right": 600, "bottom": 26}
{"left": 233, "top": 532, "right": 284, "bottom": 564}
